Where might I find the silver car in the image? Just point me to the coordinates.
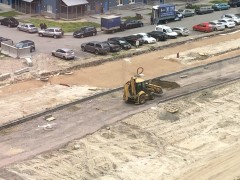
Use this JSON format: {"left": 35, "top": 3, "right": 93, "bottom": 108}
{"left": 52, "top": 48, "right": 75, "bottom": 60}
{"left": 38, "top": 27, "right": 64, "bottom": 38}
{"left": 209, "top": 21, "right": 225, "bottom": 31}
{"left": 171, "top": 27, "right": 190, "bottom": 36}
{"left": 17, "top": 23, "right": 38, "bottom": 33}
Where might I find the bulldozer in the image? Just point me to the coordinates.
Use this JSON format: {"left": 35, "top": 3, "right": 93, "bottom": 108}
{"left": 123, "top": 67, "right": 163, "bottom": 104}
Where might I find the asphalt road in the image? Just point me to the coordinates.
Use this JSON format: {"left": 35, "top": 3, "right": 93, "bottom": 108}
{"left": 0, "top": 8, "right": 240, "bottom": 55}
{"left": 0, "top": 56, "right": 239, "bottom": 169}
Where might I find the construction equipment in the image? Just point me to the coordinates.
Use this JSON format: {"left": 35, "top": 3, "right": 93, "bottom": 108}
{"left": 123, "top": 67, "right": 163, "bottom": 104}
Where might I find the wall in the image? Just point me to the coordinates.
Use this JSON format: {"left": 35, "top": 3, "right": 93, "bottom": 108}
{"left": 41, "top": 0, "right": 57, "bottom": 14}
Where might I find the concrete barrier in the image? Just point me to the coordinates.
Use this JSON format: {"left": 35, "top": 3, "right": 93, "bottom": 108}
{"left": 14, "top": 67, "right": 30, "bottom": 75}
{"left": 1, "top": 42, "right": 31, "bottom": 59}
{"left": 25, "top": 57, "right": 33, "bottom": 67}
{"left": 0, "top": 73, "right": 11, "bottom": 81}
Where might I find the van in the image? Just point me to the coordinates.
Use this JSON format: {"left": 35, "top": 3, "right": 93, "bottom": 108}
{"left": 195, "top": 6, "right": 214, "bottom": 15}
{"left": 155, "top": 25, "right": 178, "bottom": 38}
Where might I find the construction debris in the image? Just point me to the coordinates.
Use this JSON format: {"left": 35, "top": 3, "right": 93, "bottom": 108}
{"left": 44, "top": 114, "right": 56, "bottom": 121}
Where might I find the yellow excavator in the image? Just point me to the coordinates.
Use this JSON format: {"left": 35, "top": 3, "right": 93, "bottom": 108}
{"left": 123, "top": 67, "right": 163, "bottom": 104}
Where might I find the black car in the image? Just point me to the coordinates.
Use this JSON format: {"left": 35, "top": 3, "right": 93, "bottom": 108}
{"left": 102, "top": 41, "right": 121, "bottom": 52}
{"left": 122, "top": 20, "right": 143, "bottom": 29}
{"left": 81, "top": 41, "right": 110, "bottom": 55}
{"left": 107, "top": 37, "right": 131, "bottom": 50}
{"left": 228, "top": 0, "right": 240, "bottom": 7}
{"left": 0, "top": 37, "right": 13, "bottom": 47}
{"left": 123, "top": 35, "right": 144, "bottom": 46}
{"left": 147, "top": 31, "right": 167, "bottom": 41}
{"left": 0, "top": 17, "right": 19, "bottom": 27}
{"left": 15, "top": 40, "right": 35, "bottom": 52}
{"left": 73, "top": 26, "right": 97, "bottom": 38}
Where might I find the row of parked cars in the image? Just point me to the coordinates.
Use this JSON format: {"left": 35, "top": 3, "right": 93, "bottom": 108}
{"left": 80, "top": 30, "right": 169, "bottom": 56}
{"left": 0, "top": 17, "right": 144, "bottom": 39}
{"left": 179, "top": 3, "right": 231, "bottom": 17}
{"left": 193, "top": 13, "right": 240, "bottom": 32}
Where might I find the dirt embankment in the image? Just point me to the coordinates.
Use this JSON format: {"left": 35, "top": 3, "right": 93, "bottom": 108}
{"left": 1, "top": 31, "right": 240, "bottom": 125}
{"left": 2, "top": 80, "right": 240, "bottom": 180}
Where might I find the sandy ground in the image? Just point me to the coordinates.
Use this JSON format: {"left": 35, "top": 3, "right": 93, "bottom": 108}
{"left": 0, "top": 29, "right": 240, "bottom": 180}
{"left": 2, "top": 80, "right": 240, "bottom": 180}
{"left": 1, "top": 31, "right": 240, "bottom": 124}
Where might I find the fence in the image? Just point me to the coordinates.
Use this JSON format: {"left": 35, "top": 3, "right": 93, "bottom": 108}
{"left": 1, "top": 42, "right": 31, "bottom": 59}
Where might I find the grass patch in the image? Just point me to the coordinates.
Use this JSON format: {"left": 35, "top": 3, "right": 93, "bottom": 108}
{"left": 210, "top": 0, "right": 228, "bottom": 3}
{"left": 22, "top": 18, "right": 100, "bottom": 32}
{"left": 0, "top": 11, "right": 21, "bottom": 17}
{"left": 187, "top": 4, "right": 213, "bottom": 9}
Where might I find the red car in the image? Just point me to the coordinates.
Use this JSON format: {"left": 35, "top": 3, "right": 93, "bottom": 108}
{"left": 192, "top": 22, "right": 213, "bottom": 32}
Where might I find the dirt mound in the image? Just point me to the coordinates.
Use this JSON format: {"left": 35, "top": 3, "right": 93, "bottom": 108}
{"left": 151, "top": 79, "right": 180, "bottom": 90}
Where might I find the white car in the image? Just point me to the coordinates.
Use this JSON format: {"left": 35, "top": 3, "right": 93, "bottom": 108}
{"left": 171, "top": 27, "right": 190, "bottom": 36}
{"left": 209, "top": 21, "right": 225, "bottom": 31}
{"left": 218, "top": 19, "right": 236, "bottom": 28}
{"left": 155, "top": 25, "right": 178, "bottom": 38}
{"left": 221, "top": 14, "right": 240, "bottom": 25}
{"left": 134, "top": 33, "right": 156, "bottom": 44}
{"left": 17, "top": 23, "right": 38, "bottom": 33}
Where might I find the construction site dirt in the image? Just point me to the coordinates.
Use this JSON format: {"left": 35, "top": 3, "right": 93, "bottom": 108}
{"left": 0, "top": 31, "right": 240, "bottom": 179}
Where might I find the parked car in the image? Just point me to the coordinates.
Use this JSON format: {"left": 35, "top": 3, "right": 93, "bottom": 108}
{"left": 0, "top": 17, "right": 19, "bottom": 27}
{"left": 107, "top": 37, "right": 132, "bottom": 50}
{"left": 178, "top": 9, "right": 195, "bottom": 17}
{"left": 81, "top": 41, "right": 110, "bottom": 55}
{"left": 101, "top": 41, "right": 121, "bottom": 52}
{"left": 192, "top": 22, "right": 214, "bottom": 32}
{"left": 218, "top": 18, "right": 236, "bottom": 28}
{"left": 221, "top": 14, "right": 240, "bottom": 25}
{"left": 147, "top": 31, "right": 167, "bottom": 41}
{"left": 209, "top": 21, "right": 225, "bottom": 31}
{"left": 38, "top": 27, "right": 64, "bottom": 38}
{"left": 123, "top": 35, "right": 144, "bottom": 46}
{"left": 122, "top": 19, "right": 143, "bottom": 29}
{"left": 17, "top": 23, "right": 38, "bottom": 33}
{"left": 195, "top": 6, "right": 214, "bottom": 15}
{"left": 73, "top": 26, "right": 97, "bottom": 38}
{"left": 15, "top": 40, "right": 35, "bottom": 52}
{"left": 155, "top": 25, "right": 178, "bottom": 38}
{"left": 134, "top": 33, "right": 156, "bottom": 44}
{"left": 52, "top": 48, "right": 75, "bottom": 60}
{"left": 171, "top": 27, "right": 190, "bottom": 36}
{"left": 228, "top": 0, "right": 240, "bottom": 7}
{"left": 212, "top": 3, "right": 230, "bottom": 10}
{"left": 0, "top": 37, "right": 12, "bottom": 47}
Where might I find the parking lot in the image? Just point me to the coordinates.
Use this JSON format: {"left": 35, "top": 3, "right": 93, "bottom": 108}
{"left": 0, "top": 7, "right": 240, "bottom": 57}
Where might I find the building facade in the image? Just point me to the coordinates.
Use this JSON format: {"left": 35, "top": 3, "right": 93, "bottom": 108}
{"left": 1, "top": 0, "right": 146, "bottom": 19}
{"left": 0, "top": 0, "right": 14, "bottom": 6}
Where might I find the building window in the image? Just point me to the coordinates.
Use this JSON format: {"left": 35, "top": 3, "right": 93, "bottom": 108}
{"left": 130, "top": 0, "right": 135, "bottom": 4}
{"left": 118, "top": 0, "right": 123, "bottom": 5}
{"left": 47, "top": 5, "right": 52, "bottom": 13}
